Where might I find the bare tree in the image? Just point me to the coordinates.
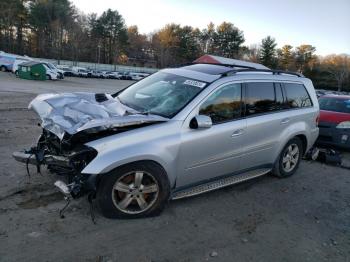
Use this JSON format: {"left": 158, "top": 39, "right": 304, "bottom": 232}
{"left": 323, "top": 55, "right": 350, "bottom": 92}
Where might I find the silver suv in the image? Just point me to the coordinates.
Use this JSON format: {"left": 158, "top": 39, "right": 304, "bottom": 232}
{"left": 13, "top": 59, "right": 319, "bottom": 219}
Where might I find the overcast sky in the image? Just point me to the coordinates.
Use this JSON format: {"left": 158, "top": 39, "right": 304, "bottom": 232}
{"left": 71, "top": 0, "right": 350, "bottom": 56}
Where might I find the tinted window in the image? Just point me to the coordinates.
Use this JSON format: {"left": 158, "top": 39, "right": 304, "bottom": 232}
{"left": 284, "top": 83, "right": 312, "bottom": 108}
{"left": 245, "top": 82, "right": 277, "bottom": 115}
{"left": 199, "top": 83, "right": 242, "bottom": 124}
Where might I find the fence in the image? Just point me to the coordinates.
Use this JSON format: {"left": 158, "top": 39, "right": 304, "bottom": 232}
{"left": 37, "top": 58, "right": 159, "bottom": 74}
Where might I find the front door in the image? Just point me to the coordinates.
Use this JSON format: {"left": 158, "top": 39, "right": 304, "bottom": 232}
{"left": 176, "top": 83, "right": 246, "bottom": 188}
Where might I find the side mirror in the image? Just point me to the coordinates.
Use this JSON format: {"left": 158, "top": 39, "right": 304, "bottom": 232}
{"left": 190, "top": 115, "right": 212, "bottom": 129}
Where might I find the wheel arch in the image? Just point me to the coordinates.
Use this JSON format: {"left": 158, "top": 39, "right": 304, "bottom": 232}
{"left": 295, "top": 134, "right": 307, "bottom": 155}
{"left": 275, "top": 131, "right": 308, "bottom": 164}
{"left": 87, "top": 159, "right": 173, "bottom": 192}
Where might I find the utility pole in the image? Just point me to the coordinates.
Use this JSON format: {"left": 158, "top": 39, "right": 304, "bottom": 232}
{"left": 97, "top": 43, "right": 101, "bottom": 69}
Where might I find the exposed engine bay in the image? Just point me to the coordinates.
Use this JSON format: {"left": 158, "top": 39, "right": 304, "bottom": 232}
{"left": 13, "top": 92, "right": 168, "bottom": 200}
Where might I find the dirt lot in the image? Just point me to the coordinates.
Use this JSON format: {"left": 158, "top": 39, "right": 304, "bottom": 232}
{"left": 0, "top": 72, "right": 349, "bottom": 262}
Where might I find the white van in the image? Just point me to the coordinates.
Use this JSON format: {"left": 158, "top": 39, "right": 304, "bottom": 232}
{"left": 42, "top": 62, "right": 65, "bottom": 79}
{"left": 12, "top": 58, "right": 33, "bottom": 75}
{"left": 42, "top": 64, "right": 59, "bottom": 80}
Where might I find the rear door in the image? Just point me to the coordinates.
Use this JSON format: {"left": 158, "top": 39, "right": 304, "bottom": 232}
{"left": 240, "top": 82, "right": 287, "bottom": 169}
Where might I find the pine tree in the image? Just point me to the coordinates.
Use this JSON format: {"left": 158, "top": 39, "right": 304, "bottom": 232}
{"left": 259, "top": 36, "right": 277, "bottom": 68}
{"left": 212, "top": 22, "right": 244, "bottom": 59}
{"left": 278, "top": 45, "right": 294, "bottom": 70}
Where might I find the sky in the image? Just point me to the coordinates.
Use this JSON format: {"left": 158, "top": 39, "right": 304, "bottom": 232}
{"left": 71, "top": 0, "right": 350, "bottom": 56}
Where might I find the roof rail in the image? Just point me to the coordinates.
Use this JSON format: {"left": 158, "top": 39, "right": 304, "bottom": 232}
{"left": 222, "top": 68, "right": 304, "bottom": 78}
{"left": 193, "top": 55, "right": 269, "bottom": 70}
{"left": 192, "top": 62, "right": 257, "bottom": 70}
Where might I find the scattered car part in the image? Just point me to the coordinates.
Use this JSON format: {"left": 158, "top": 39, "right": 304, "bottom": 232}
{"left": 317, "top": 148, "right": 342, "bottom": 166}
{"left": 304, "top": 146, "right": 320, "bottom": 161}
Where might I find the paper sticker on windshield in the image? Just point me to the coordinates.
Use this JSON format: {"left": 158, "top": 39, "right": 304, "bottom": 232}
{"left": 184, "top": 79, "right": 206, "bottom": 88}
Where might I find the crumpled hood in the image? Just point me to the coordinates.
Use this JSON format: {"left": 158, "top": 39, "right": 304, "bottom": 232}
{"left": 29, "top": 92, "right": 168, "bottom": 140}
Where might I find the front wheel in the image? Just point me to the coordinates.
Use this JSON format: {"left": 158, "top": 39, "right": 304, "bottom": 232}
{"left": 272, "top": 137, "right": 303, "bottom": 178}
{"left": 97, "top": 161, "right": 170, "bottom": 219}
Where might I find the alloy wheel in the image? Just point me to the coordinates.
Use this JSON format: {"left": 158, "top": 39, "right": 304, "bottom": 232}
{"left": 282, "top": 144, "right": 300, "bottom": 172}
{"left": 112, "top": 171, "right": 159, "bottom": 214}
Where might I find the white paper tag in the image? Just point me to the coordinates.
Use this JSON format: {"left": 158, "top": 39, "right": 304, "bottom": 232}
{"left": 183, "top": 79, "right": 206, "bottom": 88}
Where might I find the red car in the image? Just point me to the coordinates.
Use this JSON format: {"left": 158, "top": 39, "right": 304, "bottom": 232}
{"left": 317, "top": 95, "right": 350, "bottom": 149}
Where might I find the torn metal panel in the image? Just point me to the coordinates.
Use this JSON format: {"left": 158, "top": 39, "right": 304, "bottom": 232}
{"left": 29, "top": 92, "right": 168, "bottom": 139}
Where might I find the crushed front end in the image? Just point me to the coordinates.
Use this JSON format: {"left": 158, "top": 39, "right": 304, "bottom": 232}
{"left": 13, "top": 129, "right": 98, "bottom": 198}
{"left": 12, "top": 92, "right": 167, "bottom": 203}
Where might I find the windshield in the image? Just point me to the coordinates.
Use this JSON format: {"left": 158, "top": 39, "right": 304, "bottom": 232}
{"left": 319, "top": 97, "right": 350, "bottom": 113}
{"left": 118, "top": 72, "right": 208, "bottom": 118}
{"left": 46, "top": 63, "right": 55, "bottom": 69}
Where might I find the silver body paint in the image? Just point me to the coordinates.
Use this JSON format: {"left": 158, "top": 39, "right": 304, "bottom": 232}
{"left": 29, "top": 68, "right": 319, "bottom": 190}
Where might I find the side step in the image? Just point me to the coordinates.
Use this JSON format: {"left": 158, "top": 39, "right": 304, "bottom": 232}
{"left": 172, "top": 168, "right": 271, "bottom": 200}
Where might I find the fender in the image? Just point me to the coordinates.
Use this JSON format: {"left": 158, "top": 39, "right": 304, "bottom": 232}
{"left": 275, "top": 121, "right": 309, "bottom": 162}
{"left": 81, "top": 120, "right": 183, "bottom": 188}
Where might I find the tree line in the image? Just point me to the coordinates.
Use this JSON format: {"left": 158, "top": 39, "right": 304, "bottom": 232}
{"left": 1, "top": 0, "right": 349, "bottom": 91}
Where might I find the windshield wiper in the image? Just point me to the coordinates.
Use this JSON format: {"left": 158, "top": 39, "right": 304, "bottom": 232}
{"left": 137, "top": 110, "right": 152, "bottom": 115}
{"left": 137, "top": 110, "right": 169, "bottom": 118}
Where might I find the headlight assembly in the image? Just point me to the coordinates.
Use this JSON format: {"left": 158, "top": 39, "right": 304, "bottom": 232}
{"left": 336, "top": 121, "right": 350, "bottom": 129}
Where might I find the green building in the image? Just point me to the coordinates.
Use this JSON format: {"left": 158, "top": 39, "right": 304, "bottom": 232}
{"left": 18, "top": 61, "right": 47, "bottom": 80}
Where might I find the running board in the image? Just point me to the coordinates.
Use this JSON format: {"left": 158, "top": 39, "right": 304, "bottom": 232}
{"left": 172, "top": 168, "right": 271, "bottom": 200}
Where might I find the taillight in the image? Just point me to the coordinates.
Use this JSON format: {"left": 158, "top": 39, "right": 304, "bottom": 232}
{"left": 316, "top": 113, "right": 320, "bottom": 126}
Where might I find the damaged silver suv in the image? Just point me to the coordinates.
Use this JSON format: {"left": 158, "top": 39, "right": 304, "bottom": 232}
{"left": 13, "top": 58, "right": 319, "bottom": 219}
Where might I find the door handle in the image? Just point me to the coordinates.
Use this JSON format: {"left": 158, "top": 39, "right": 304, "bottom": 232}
{"left": 281, "top": 118, "right": 290, "bottom": 124}
{"left": 231, "top": 129, "right": 244, "bottom": 137}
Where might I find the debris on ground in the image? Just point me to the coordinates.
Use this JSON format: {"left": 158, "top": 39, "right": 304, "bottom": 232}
{"left": 27, "top": 231, "right": 42, "bottom": 238}
{"left": 241, "top": 238, "right": 249, "bottom": 243}
{"left": 317, "top": 148, "right": 342, "bottom": 166}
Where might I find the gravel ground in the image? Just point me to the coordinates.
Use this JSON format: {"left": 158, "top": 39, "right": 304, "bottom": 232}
{"left": 0, "top": 72, "right": 349, "bottom": 262}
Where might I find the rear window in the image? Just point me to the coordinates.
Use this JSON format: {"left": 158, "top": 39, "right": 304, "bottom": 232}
{"left": 284, "top": 83, "right": 312, "bottom": 108}
{"left": 319, "top": 97, "right": 350, "bottom": 113}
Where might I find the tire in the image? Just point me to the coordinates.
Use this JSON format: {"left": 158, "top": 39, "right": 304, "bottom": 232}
{"left": 0, "top": 66, "right": 6, "bottom": 72}
{"left": 272, "top": 137, "right": 303, "bottom": 178}
{"left": 97, "top": 161, "right": 170, "bottom": 219}
{"left": 46, "top": 74, "right": 51, "bottom": 80}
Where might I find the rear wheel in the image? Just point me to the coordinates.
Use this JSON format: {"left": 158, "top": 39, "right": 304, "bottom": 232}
{"left": 272, "top": 137, "right": 303, "bottom": 178}
{"left": 97, "top": 161, "right": 170, "bottom": 219}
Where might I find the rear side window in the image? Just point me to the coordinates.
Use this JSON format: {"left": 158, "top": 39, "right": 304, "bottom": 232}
{"left": 199, "top": 83, "right": 242, "bottom": 124}
{"left": 245, "top": 82, "right": 278, "bottom": 116}
{"left": 284, "top": 83, "right": 312, "bottom": 108}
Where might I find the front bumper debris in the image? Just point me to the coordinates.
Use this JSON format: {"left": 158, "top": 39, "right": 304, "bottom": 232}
{"left": 12, "top": 143, "right": 98, "bottom": 199}
{"left": 54, "top": 180, "right": 72, "bottom": 196}
{"left": 13, "top": 151, "right": 70, "bottom": 167}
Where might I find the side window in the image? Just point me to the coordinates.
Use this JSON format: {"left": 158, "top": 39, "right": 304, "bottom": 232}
{"left": 284, "top": 83, "right": 312, "bottom": 108}
{"left": 199, "top": 83, "right": 242, "bottom": 124}
{"left": 245, "top": 82, "right": 277, "bottom": 116}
